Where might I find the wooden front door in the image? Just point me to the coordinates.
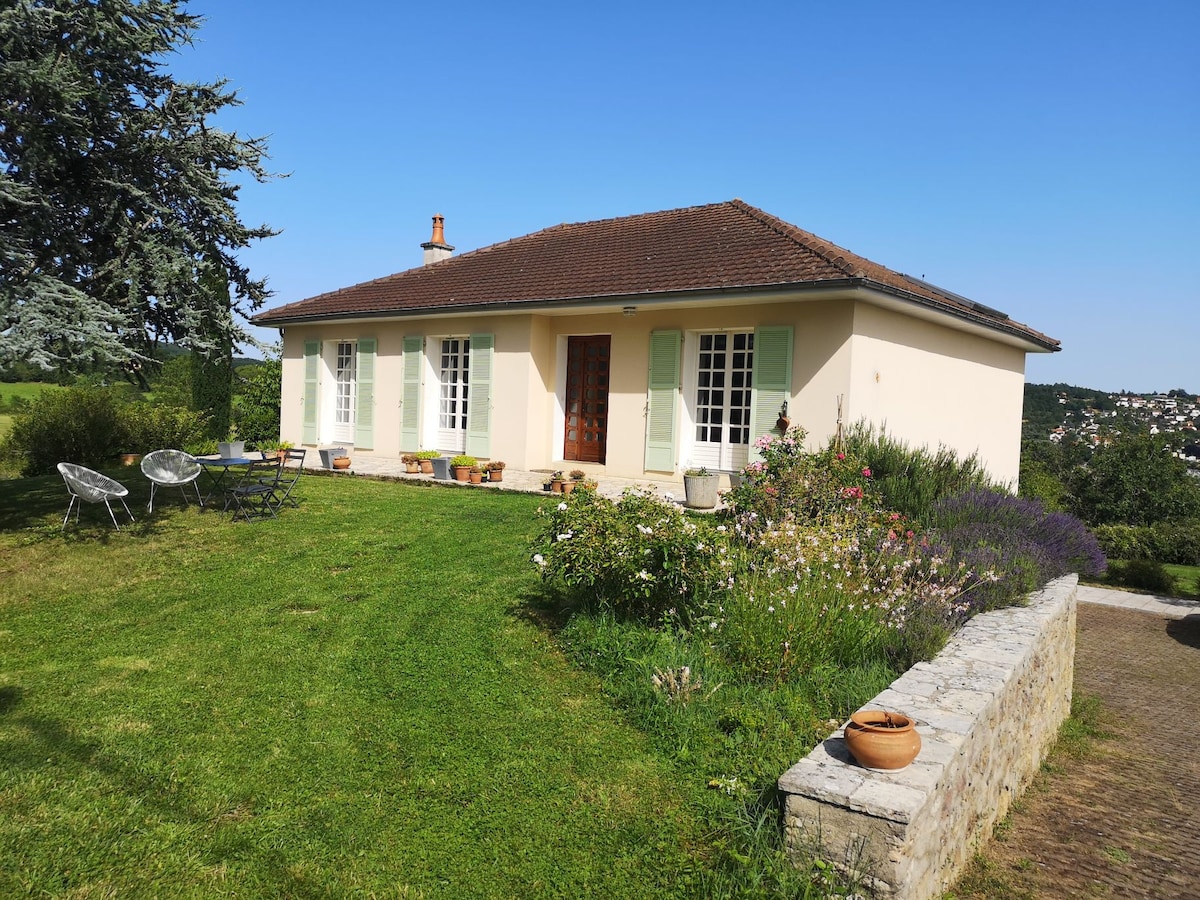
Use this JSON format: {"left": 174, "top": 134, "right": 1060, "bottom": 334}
{"left": 564, "top": 336, "right": 610, "bottom": 463}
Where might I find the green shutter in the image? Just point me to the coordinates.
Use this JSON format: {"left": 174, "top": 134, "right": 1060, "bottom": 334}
{"left": 465, "top": 333, "right": 493, "bottom": 457}
{"left": 354, "top": 338, "right": 376, "bottom": 449}
{"left": 749, "top": 326, "right": 794, "bottom": 458}
{"left": 400, "top": 335, "right": 423, "bottom": 451}
{"left": 302, "top": 340, "right": 319, "bottom": 444}
{"left": 644, "top": 330, "right": 681, "bottom": 472}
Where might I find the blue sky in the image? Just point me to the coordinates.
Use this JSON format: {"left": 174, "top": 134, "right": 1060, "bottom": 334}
{"left": 176, "top": 0, "right": 1197, "bottom": 393}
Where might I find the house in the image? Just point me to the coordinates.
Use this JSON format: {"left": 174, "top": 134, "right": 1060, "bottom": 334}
{"left": 252, "top": 200, "right": 1059, "bottom": 486}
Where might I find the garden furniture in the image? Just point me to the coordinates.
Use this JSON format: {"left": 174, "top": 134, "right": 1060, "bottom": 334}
{"left": 57, "top": 462, "right": 135, "bottom": 530}
{"left": 140, "top": 449, "right": 203, "bottom": 512}
{"left": 225, "top": 458, "right": 282, "bottom": 522}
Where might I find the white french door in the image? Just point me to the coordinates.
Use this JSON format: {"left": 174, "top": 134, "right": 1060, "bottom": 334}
{"left": 334, "top": 341, "right": 357, "bottom": 443}
{"left": 693, "top": 331, "right": 754, "bottom": 470}
{"left": 437, "top": 337, "right": 469, "bottom": 452}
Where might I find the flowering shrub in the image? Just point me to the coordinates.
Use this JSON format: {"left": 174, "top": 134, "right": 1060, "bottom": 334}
{"left": 531, "top": 488, "right": 733, "bottom": 622}
{"left": 927, "top": 490, "right": 1106, "bottom": 616}
{"left": 724, "top": 428, "right": 875, "bottom": 529}
{"left": 535, "top": 437, "right": 1091, "bottom": 691}
{"left": 711, "top": 516, "right": 975, "bottom": 682}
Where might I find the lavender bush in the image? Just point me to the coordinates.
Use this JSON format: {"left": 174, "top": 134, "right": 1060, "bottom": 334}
{"left": 927, "top": 489, "right": 1106, "bottom": 617}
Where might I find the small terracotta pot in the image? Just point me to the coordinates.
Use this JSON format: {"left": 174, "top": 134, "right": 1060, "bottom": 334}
{"left": 843, "top": 710, "right": 921, "bottom": 770}
{"left": 560, "top": 480, "right": 576, "bottom": 495}
{"left": 405, "top": 463, "right": 420, "bottom": 474}
{"left": 332, "top": 456, "right": 351, "bottom": 470}
{"left": 551, "top": 479, "right": 564, "bottom": 493}
{"left": 469, "top": 472, "right": 483, "bottom": 484}
{"left": 418, "top": 459, "right": 434, "bottom": 475}
{"left": 454, "top": 466, "right": 471, "bottom": 482}
{"left": 488, "top": 470, "right": 504, "bottom": 482}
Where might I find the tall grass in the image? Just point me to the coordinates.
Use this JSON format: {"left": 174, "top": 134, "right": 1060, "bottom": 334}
{"left": 841, "top": 422, "right": 997, "bottom": 523}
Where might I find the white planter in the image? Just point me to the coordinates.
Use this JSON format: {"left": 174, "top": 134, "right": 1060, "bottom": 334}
{"left": 683, "top": 473, "right": 720, "bottom": 509}
{"left": 218, "top": 440, "right": 245, "bottom": 459}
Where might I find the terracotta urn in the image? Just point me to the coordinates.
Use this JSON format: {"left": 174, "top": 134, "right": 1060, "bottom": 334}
{"left": 560, "top": 479, "right": 576, "bottom": 495}
{"left": 550, "top": 478, "right": 564, "bottom": 493}
{"left": 332, "top": 456, "right": 351, "bottom": 470}
{"left": 842, "top": 710, "right": 921, "bottom": 770}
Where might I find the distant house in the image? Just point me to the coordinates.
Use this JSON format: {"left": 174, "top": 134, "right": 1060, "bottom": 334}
{"left": 252, "top": 200, "right": 1059, "bottom": 486}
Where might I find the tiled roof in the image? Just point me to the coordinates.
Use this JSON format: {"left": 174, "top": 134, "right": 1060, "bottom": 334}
{"left": 253, "top": 199, "right": 1059, "bottom": 350}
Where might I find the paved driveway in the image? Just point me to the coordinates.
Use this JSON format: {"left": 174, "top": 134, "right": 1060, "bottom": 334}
{"left": 955, "top": 589, "right": 1200, "bottom": 898}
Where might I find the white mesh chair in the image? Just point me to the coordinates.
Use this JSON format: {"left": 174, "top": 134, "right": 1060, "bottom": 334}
{"left": 140, "top": 449, "right": 203, "bottom": 512}
{"left": 57, "top": 463, "right": 135, "bottom": 530}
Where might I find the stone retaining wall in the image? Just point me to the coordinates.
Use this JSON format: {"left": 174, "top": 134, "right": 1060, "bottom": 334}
{"left": 778, "top": 574, "right": 1078, "bottom": 899}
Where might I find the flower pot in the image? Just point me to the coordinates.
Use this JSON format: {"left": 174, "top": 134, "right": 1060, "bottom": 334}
{"left": 488, "top": 470, "right": 504, "bottom": 483}
{"left": 405, "top": 463, "right": 420, "bottom": 474}
{"left": 551, "top": 479, "right": 564, "bottom": 493}
{"left": 843, "top": 710, "right": 921, "bottom": 771}
{"left": 561, "top": 480, "right": 576, "bottom": 495}
{"left": 683, "top": 473, "right": 720, "bottom": 509}
{"left": 418, "top": 459, "right": 434, "bottom": 475}
{"left": 469, "top": 471, "right": 483, "bottom": 484}
{"left": 218, "top": 440, "right": 245, "bottom": 459}
{"left": 332, "top": 456, "right": 351, "bottom": 470}
{"left": 319, "top": 447, "right": 348, "bottom": 469}
{"left": 453, "top": 466, "right": 471, "bottom": 482}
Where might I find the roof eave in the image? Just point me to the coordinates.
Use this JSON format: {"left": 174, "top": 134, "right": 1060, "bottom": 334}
{"left": 253, "top": 278, "right": 1060, "bottom": 353}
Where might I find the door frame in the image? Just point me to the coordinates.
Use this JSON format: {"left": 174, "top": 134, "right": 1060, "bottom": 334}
{"left": 562, "top": 334, "right": 611, "bottom": 464}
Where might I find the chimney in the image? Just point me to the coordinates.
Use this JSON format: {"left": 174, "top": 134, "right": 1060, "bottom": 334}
{"left": 421, "top": 214, "right": 454, "bottom": 265}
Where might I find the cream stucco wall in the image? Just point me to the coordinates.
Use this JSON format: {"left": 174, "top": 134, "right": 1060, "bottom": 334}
{"left": 274, "top": 292, "right": 1031, "bottom": 485}
{"left": 845, "top": 302, "right": 1027, "bottom": 486}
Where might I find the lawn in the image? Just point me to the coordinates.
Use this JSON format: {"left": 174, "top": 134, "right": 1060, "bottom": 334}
{"left": 0, "top": 472, "right": 726, "bottom": 897}
{"left": 0, "top": 382, "right": 61, "bottom": 444}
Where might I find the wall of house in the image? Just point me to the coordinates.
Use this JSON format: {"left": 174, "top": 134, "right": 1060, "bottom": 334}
{"left": 845, "top": 303, "right": 1027, "bottom": 487}
{"left": 275, "top": 295, "right": 1029, "bottom": 483}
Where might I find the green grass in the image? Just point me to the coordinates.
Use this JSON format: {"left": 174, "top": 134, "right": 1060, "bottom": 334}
{"left": 0, "top": 473, "right": 737, "bottom": 897}
{"left": 1088, "top": 559, "right": 1200, "bottom": 599}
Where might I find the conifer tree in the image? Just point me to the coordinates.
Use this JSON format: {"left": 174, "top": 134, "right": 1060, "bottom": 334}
{"left": 0, "top": 0, "right": 277, "bottom": 375}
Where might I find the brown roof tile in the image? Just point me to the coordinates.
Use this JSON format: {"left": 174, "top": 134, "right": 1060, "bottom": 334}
{"left": 253, "top": 200, "right": 1059, "bottom": 350}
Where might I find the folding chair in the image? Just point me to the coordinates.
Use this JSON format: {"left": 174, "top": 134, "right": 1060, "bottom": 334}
{"left": 225, "top": 458, "right": 281, "bottom": 522}
{"left": 57, "top": 463, "right": 136, "bottom": 530}
{"left": 270, "top": 448, "right": 307, "bottom": 509}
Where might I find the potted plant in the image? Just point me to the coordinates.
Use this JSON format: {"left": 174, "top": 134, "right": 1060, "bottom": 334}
{"left": 450, "top": 454, "right": 477, "bottom": 482}
{"left": 549, "top": 470, "right": 565, "bottom": 493}
{"left": 468, "top": 464, "right": 484, "bottom": 485}
{"left": 401, "top": 453, "right": 420, "bottom": 474}
{"left": 842, "top": 710, "right": 922, "bottom": 770}
{"left": 414, "top": 449, "right": 440, "bottom": 475}
{"left": 683, "top": 466, "right": 720, "bottom": 509}
{"left": 332, "top": 455, "right": 351, "bottom": 470}
{"left": 218, "top": 426, "right": 245, "bottom": 460}
{"left": 485, "top": 460, "right": 506, "bottom": 483}
{"left": 266, "top": 440, "right": 295, "bottom": 463}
